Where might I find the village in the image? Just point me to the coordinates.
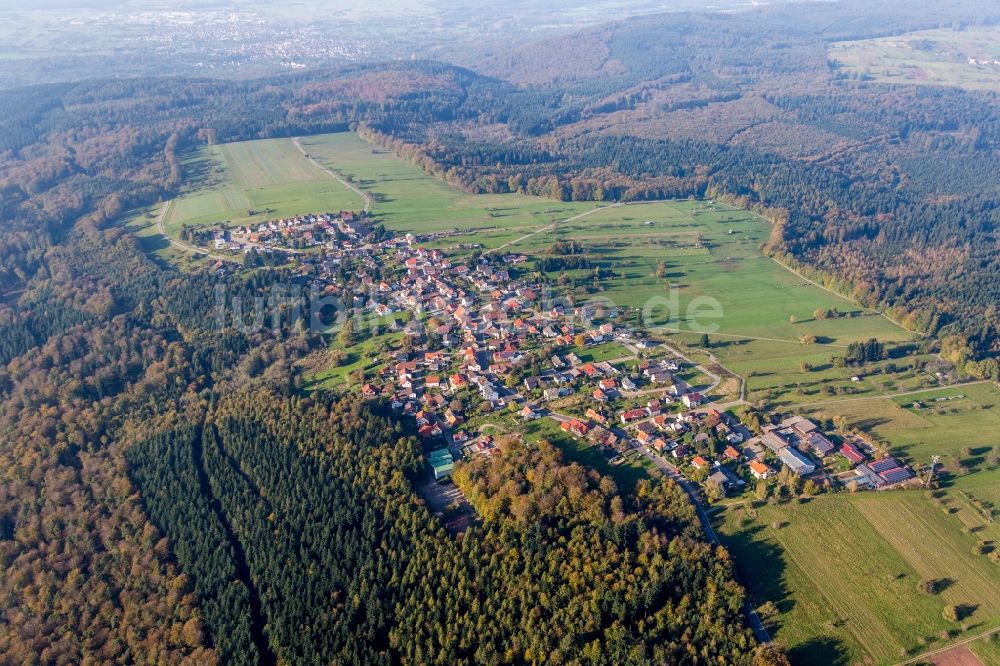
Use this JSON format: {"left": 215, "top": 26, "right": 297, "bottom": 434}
{"left": 200, "top": 209, "right": 922, "bottom": 511}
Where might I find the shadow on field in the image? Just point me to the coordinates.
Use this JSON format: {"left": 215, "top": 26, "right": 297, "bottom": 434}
{"left": 788, "top": 637, "right": 850, "bottom": 666}
{"left": 182, "top": 152, "right": 223, "bottom": 191}
{"left": 714, "top": 519, "right": 795, "bottom": 618}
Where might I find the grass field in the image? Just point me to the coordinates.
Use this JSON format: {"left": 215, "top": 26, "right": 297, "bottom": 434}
{"left": 497, "top": 197, "right": 917, "bottom": 405}
{"left": 829, "top": 27, "right": 1000, "bottom": 92}
{"left": 800, "top": 382, "right": 1000, "bottom": 472}
{"left": 162, "top": 138, "right": 366, "bottom": 237}
{"left": 716, "top": 493, "right": 1000, "bottom": 666}
{"left": 299, "top": 133, "right": 592, "bottom": 240}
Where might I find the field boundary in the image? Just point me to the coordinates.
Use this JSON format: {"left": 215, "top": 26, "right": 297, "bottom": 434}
{"left": 794, "top": 380, "right": 993, "bottom": 408}
{"left": 291, "top": 137, "right": 371, "bottom": 213}
{"left": 893, "top": 626, "right": 1000, "bottom": 666}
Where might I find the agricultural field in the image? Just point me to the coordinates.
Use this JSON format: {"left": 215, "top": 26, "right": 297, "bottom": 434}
{"left": 161, "top": 138, "right": 366, "bottom": 237}
{"left": 829, "top": 27, "right": 1000, "bottom": 92}
{"left": 800, "top": 382, "right": 1000, "bottom": 474}
{"left": 299, "top": 133, "right": 592, "bottom": 242}
{"left": 716, "top": 493, "right": 1000, "bottom": 666}
{"left": 502, "top": 199, "right": 918, "bottom": 406}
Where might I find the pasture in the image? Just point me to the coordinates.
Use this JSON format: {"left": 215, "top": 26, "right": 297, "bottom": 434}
{"left": 800, "top": 382, "right": 1000, "bottom": 473}
{"left": 829, "top": 27, "right": 1000, "bottom": 93}
{"left": 511, "top": 199, "right": 917, "bottom": 405}
{"left": 162, "top": 138, "right": 366, "bottom": 237}
{"left": 716, "top": 493, "right": 1000, "bottom": 666}
{"left": 299, "top": 133, "right": 592, "bottom": 240}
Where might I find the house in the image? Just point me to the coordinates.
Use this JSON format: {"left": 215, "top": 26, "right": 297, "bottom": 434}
{"left": 708, "top": 467, "right": 745, "bottom": 493}
{"left": 519, "top": 405, "right": 539, "bottom": 420}
{"left": 425, "top": 376, "right": 441, "bottom": 389}
{"left": 449, "top": 373, "right": 468, "bottom": 390}
{"left": 749, "top": 460, "right": 774, "bottom": 480}
{"left": 691, "top": 455, "right": 709, "bottom": 470}
{"left": 543, "top": 388, "right": 564, "bottom": 401}
{"left": 649, "top": 369, "right": 673, "bottom": 384}
{"left": 723, "top": 445, "right": 741, "bottom": 461}
{"left": 620, "top": 408, "right": 647, "bottom": 424}
{"left": 523, "top": 376, "right": 541, "bottom": 391}
{"left": 418, "top": 423, "right": 443, "bottom": 440}
{"left": 682, "top": 393, "right": 703, "bottom": 408}
{"left": 560, "top": 419, "right": 589, "bottom": 438}
{"left": 778, "top": 447, "right": 815, "bottom": 476}
{"left": 620, "top": 377, "right": 637, "bottom": 392}
{"left": 585, "top": 408, "right": 608, "bottom": 426}
{"left": 480, "top": 384, "right": 500, "bottom": 403}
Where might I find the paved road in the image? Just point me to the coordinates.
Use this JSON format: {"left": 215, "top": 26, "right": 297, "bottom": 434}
{"left": 291, "top": 137, "right": 372, "bottom": 213}
{"left": 635, "top": 444, "right": 773, "bottom": 645}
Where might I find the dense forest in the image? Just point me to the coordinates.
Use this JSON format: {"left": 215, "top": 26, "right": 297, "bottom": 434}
{"left": 124, "top": 393, "right": 775, "bottom": 664}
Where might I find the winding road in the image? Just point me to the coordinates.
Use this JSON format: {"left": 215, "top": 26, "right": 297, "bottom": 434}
{"left": 154, "top": 200, "right": 229, "bottom": 261}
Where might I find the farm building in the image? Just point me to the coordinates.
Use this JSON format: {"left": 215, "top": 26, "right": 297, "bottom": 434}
{"left": 839, "top": 442, "right": 866, "bottom": 464}
{"left": 808, "top": 432, "right": 835, "bottom": 456}
{"left": 762, "top": 430, "right": 790, "bottom": 453}
{"left": 778, "top": 447, "right": 816, "bottom": 476}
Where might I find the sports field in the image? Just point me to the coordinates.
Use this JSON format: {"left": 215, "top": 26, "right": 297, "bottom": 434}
{"left": 716, "top": 493, "right": 1000, "bottom": 666}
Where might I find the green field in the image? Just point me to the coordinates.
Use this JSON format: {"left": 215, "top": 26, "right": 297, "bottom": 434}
{"left": 716, "top": 493, "right": 1000, "bottom": 666}
{"left": 162, "top": 138, "right": 366, "bottom": 237}
{"left": 299, "top": 133, "right": 591, "bottom": 239}
{"left": 498, "top": 198, "right": 917, "bottom": 405}
{"left": 800, "top": 382, "right": 1000, "bottom": 472}
{"left": 158, "top": 131, "right": 595, "bottom": 257}
{"left": 521, "top": 417, "right": 653, "bottom": 493}
{"left": 829, "top": 27, "right": 1000, "bottom": 92}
